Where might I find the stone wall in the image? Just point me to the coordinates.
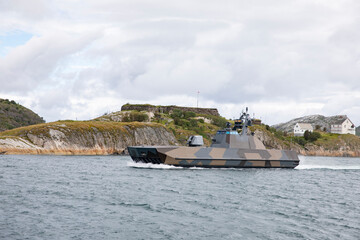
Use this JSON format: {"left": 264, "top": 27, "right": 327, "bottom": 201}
{"left": 121, "top": 104, "right": 220, "bottom": 116}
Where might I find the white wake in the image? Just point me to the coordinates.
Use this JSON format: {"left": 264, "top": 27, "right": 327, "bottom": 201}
{"left": 127, "top": 161, "right": 184, "bottom": 169}
{"left": 296, "top": 165, "right": 360, "bottom": 170}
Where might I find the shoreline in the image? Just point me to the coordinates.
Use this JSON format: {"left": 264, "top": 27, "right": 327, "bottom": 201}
{"left": 1, "top": 149, "right": 359, "bottom": 158}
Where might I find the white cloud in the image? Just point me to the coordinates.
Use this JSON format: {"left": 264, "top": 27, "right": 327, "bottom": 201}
{"left": 0, "top": 0, "right": 359, "bottom": 126}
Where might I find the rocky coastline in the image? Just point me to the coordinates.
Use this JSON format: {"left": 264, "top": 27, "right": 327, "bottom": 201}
{"left": 0, "top": 121, "right": 177, "bottom": 155}
{"left": 0, "top": 103, "right": 359, "bottom": 157}
{"left": 1, "top": 122, "right": 359, "bottom": 157}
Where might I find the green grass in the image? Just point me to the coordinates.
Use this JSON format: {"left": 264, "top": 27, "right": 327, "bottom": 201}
{"left": 313, "top": 132, "right": 360, "bottom": 150}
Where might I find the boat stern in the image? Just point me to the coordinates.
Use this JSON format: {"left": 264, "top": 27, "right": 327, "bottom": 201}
{"left": 127, "top": 146, "right": 178, "bottom": 164}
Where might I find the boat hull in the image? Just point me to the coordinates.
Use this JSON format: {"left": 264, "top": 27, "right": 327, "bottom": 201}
{"left": 128, "top": 146, "right": 300, "bottom": 168}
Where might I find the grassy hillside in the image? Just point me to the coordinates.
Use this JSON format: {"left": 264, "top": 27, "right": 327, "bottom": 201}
{"left": 0, "top": 98, "right": 44, "bottom": 132}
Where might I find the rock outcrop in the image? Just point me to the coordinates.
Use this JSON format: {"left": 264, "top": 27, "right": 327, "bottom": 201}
{"left": 0, "top": 121, "right": 177, "bottom": 155}
{"left": 121, "top": 104, "right": 220, "bottom": 116}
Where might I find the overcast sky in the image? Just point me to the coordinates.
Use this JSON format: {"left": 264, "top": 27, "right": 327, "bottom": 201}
{"left": 1, "top": 0, "right": 359, "bottom": 125}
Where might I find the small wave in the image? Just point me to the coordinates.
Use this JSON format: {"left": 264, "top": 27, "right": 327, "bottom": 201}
{"left": 296, "top": 165, "right": 360, "bottom": 170}
{"left": 127, "top": 161, "right": 184, "bottom": 169}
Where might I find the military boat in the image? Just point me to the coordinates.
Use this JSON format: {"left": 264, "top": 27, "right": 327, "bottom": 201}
{"left": 128, "top": 108, "right": 299, "bottom": 168}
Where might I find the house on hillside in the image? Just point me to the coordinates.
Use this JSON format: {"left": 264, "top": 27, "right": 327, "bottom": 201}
{"left": 294, "top": 123, "right": 313, "bottom": 136}
{"left": 330, "top": 115, "right": 356, "bottom": 135}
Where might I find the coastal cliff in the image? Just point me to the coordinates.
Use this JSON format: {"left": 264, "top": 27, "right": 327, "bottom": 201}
{"left": 0, "top": 121, "right": 177, "bottom": 155}
{"left": 1, "top": 103, "right": 359, "bottom": 157}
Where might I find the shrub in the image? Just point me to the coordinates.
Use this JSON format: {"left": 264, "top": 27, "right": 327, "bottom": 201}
{"left": 173, "top": 117, "right": 181, "bottom": 125}
{"left": 183, "top": 111, "right": 196, "bottom": 119}
{"left": 274, "top": 130, "right": 284, "bottom": 140}
{"left": 293, "top": 137, "right": 306, "bottom": 146}
{"left": 122, "top": 112, "right": 148, "bottom": 122}
{"left": 189, "top": 119, "right": 198, "bottom": 128}
{"left": 309, "top": 131, "right": 321, "bottom": 142}
{"left": 210, "top": 116, "right": 227, "bottom": 128}
{"left": 269, "top": 127, "right": 277, "bottom": 133}
{"left": 170, "top": 109, "right": 183, "bottom": 119}
{"left": 304, "top": 130, "right": 321, "bottom": 142}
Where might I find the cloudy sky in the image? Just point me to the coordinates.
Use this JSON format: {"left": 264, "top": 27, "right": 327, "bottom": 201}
{"left": 1, "top": 0, "right": 359, "bottom": 125}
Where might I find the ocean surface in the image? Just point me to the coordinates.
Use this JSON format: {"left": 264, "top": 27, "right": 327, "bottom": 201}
{"left": 1, "top": 155, "right": 359, "bottom": 240}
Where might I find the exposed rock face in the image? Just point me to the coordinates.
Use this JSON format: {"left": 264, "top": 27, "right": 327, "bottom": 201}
{"left": 95, "top": 111, "right": 154, "bottom": 122}
{"left": 0, "top": 122, "right": 177, "bottom": 155}
{"left": 304, "top": 143, "right": 360, "bottom": 157}
{"left": 121, "top": 104, "right": 220, "bottom": 116}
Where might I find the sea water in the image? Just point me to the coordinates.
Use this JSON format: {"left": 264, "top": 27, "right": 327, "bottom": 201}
{"left": 1, "top": 155, "right": 359, "bottom": 240}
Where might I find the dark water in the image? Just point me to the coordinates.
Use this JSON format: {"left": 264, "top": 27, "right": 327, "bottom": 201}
{"left": 1, "top": 155, "right": 359, "bottom": 240}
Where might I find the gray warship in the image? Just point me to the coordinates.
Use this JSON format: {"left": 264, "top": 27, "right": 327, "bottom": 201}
{"left": 128, "top": 108, "right": 300, "bottom": 168}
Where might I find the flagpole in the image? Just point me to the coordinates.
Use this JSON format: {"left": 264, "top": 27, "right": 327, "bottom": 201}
{"left": 197, "top": 90, "right": 200, "bottom": 108}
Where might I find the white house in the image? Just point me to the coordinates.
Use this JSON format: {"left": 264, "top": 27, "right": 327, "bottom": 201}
{"left": 330, "top": 115, "right": 356, "bottom": 135}
{"left": 294, "top": 123, "right": 313, "bottom": 136}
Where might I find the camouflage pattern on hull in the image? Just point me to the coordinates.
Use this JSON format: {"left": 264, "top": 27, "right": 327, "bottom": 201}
{"left": 128, "top": 146, "right": 299, "bottom": 168}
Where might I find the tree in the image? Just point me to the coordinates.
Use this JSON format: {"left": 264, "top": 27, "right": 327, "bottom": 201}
{"left": 304, "top": 130, "right": 311, "bottom": 141}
